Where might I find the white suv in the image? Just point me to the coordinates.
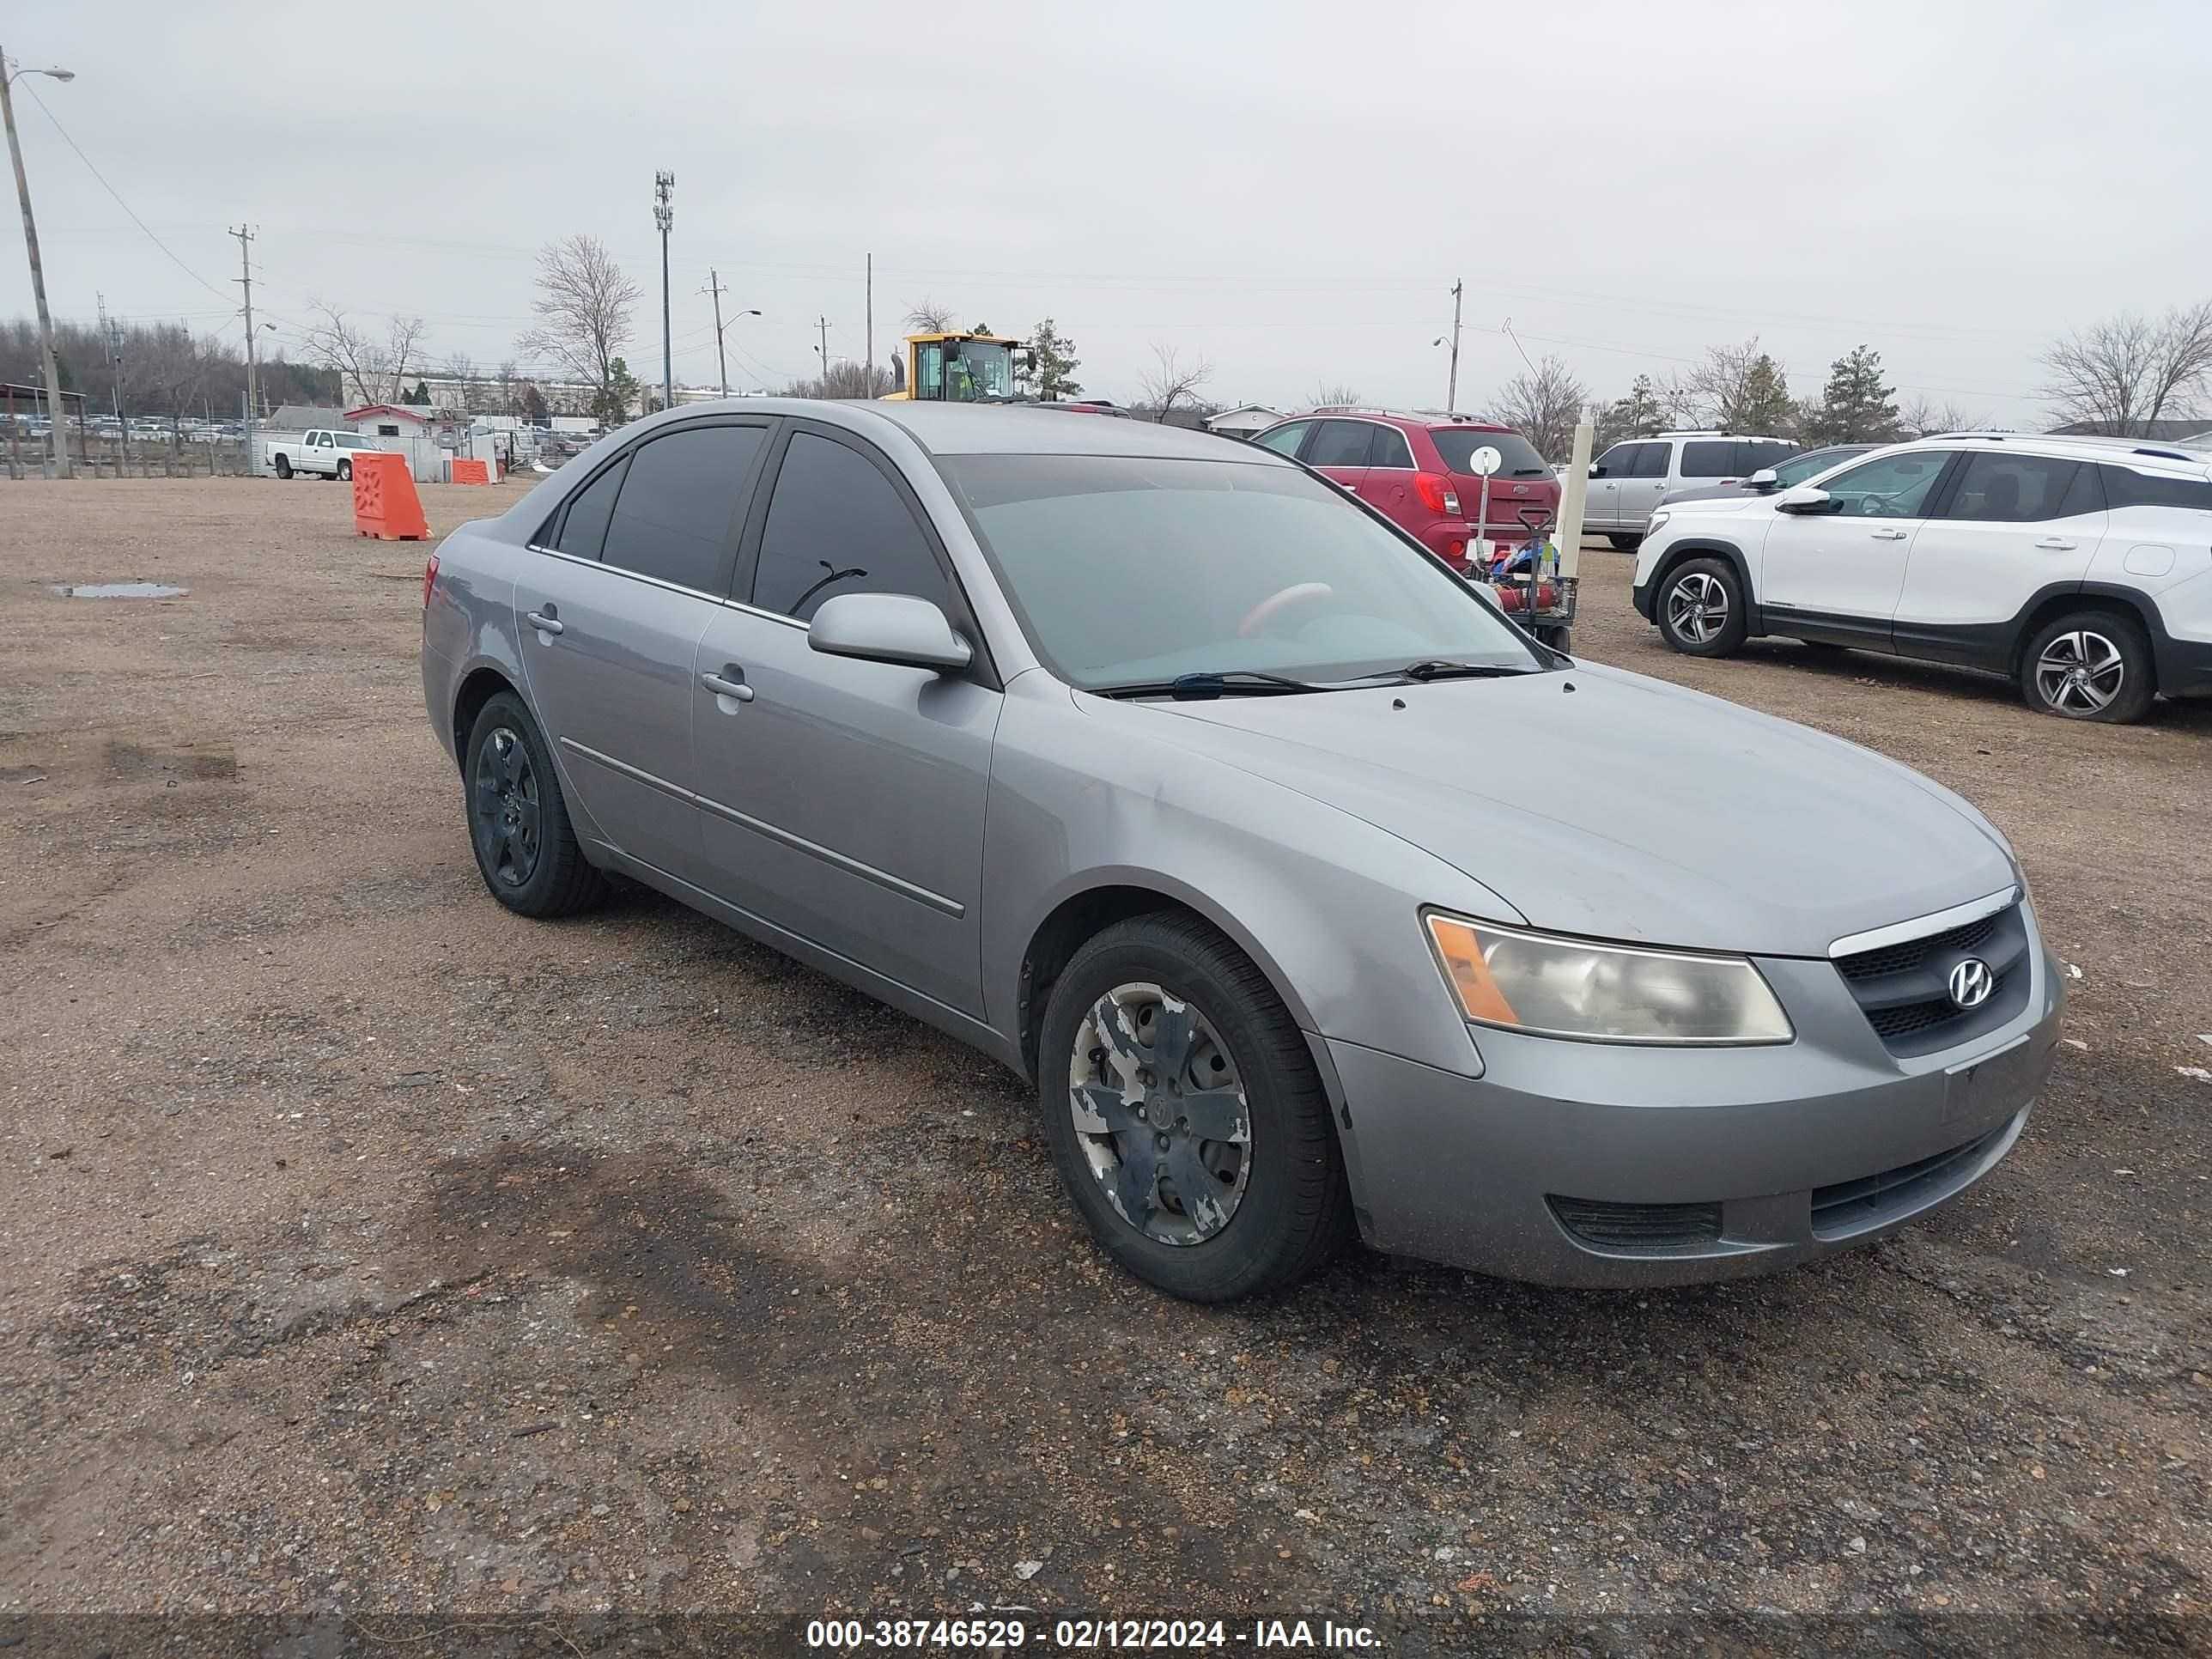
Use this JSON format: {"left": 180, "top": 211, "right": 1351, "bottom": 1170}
{"left": 1630, "top": 434, "right": 2212, "bottom": 722}
{"left": 1583, "top": 431, "right": 1799, "bottom": 548}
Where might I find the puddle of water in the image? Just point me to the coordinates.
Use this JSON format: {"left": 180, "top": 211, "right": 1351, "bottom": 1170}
{"left": 52, "top": 582, "right": 189, "bottom": 599}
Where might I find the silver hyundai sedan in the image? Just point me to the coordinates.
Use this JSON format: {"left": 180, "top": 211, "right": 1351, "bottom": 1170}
{"left": 421, "top": 400, "right": 2063, "bottom": 1302}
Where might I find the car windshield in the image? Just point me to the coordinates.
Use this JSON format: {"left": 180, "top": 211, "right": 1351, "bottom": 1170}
{"left": 939, "top": 454, "right": 1546, "bottom": 690}
{"left": 1775, "top": 447, "right": 1866, "bottom": 487}
{"left": 1427, "top": 428, "right": 1551, "bottom": 477}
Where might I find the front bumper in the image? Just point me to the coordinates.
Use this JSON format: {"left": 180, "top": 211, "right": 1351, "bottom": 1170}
{"left": 1320, "top": 940, "right": 2063, "bottom": 1286}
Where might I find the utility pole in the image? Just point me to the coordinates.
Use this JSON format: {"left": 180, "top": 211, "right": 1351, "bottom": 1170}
{"left": 3, "top": 43, "right": 76, "bottom": 477}
{"left": 1445, "top": 278, "right": 1463, "bottom": 412}
{"left": 653, "top": 170, "right": 674, "bottom": 410}
{"left": 230, "top": 225, "right": 258, "bottom": 477}
{"left": 99, "top": 289, "right": 127, "bottom": 474}
{"left": 816, "top": 315, "right": 831, "bottom": 382}
{"left": 702, "top": 269, "right": 728, "bottom": 398}
{"left": 865, "top": 252, "right": 873, "bottom": 394}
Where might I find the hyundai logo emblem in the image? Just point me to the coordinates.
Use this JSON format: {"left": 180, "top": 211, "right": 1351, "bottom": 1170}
{"left": 1947, "top": 958, "right": 1994, "bottom": 1010}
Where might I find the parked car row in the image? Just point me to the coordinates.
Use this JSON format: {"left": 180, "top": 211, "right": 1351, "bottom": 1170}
{"left": 1632, "top": 432, "right": 2212, "bottom": 722}
{"left": 422, "top": 399, "right": 2063, "bottom": 1303}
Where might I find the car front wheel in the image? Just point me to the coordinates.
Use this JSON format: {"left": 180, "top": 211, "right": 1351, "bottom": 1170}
{"left": 1037, "top": 913, "right": 1352, "bottom": 1302}
{"left": 1656, "top": 556, "right": 1748, "bottom": 656}
{"left": 2021, "top": 611, "right": 2155, "bottom": 723}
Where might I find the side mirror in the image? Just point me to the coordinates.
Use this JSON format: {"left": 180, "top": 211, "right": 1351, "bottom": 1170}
{"left": 1774, "top": 486, "right": 1834, "bottom": 514}
{"left": 808, "top": 592, "right": 973, "bottom": 672}
{"left": 1587, "top": 463, "right": 1603, "bottom": 478}
{"left": 1746, "top": 467, "right": 1779, "bottom": 490}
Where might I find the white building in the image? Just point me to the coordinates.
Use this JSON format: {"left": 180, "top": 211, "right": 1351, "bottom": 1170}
{"left": 1204, "top": 404, "right": 1283, "bottom": 441}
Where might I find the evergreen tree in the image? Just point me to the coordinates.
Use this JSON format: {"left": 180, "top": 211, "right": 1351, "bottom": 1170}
{"left": 1024, "top": 319, "right": 1083, "bottom": 400}
{"left": 1803, "top": 344, "right": 1900, "bottom": 444}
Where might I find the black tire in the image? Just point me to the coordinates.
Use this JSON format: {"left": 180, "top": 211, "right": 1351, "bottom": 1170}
{"left": 1037, "top": 912, "right": 1353, "bottom": 1302}
{"left": 462, "top": 692, "right": 607, "bottom": 917}
{"left": 337, "top": 459, "right": 352, "bottom": 481}
{"left": 274, "top": 455, "right": 292, "bottom": 479}
{"left": 1605, "top": 532, "right": 1643, "bottom": 550}
{"left": 1655, "top": 556, "right": 1748, "bottom": 657}
{"left": 2019, "top": 609, "right": 2155, "bottom": 724}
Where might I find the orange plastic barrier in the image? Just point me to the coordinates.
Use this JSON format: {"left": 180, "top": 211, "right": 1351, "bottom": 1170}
{"left": 451, "top": 458, "right": 490, "bottom": 486}
{"left": 352, "top": 452, "right": 431, "bottom": 542}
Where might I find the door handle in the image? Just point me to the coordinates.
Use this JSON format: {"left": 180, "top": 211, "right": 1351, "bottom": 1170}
{"left": 525, "top": 608, "right": 564, "bottom": 635}
{"left": 700, "top": 669, "right": 755, "bottom": 704}
{"left": 1868, "top": 528, "right": 1909, "bottom": 540}
{"left": 2035, "top": 538, "right": 2077, "bottom": 550}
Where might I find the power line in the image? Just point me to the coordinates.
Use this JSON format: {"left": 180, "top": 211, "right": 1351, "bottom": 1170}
{"left": 15, "top": 78, "right": 232, "bottom": 304}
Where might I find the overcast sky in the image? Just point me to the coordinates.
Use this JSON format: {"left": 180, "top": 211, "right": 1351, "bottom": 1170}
{"left": 7, "top": 0, "right": 2208, "bottom": 425}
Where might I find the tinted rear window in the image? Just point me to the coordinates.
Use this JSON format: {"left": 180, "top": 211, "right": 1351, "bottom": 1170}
{"left": 553, "top": 453, "right": 629, "bottom": 559}
{"left": 2101, "top": 465, "right": 2212, "bottom": 511}
{"left": 1428, "top": 428, "right": 1549, "bottom": 477}
{"left": 1305, "top": 421, "right": 1376, "bottom": 469}
{"left": 1680, "top": 441, "right": 1735, "bottom": 478}
{"left": 600, "top": 425, "right": 763, "bottom": 592}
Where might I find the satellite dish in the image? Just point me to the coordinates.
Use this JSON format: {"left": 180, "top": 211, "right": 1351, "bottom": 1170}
{"left": 1468, "top": 445, "right": 1503, "bottom": 477}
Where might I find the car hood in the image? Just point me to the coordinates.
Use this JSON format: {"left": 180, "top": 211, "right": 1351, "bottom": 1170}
{"left": 1103, "top": 665, "right": 2014, "bottom": 957}
{"left": 1658, "top": 483, "right": 1756, "bottom": 507}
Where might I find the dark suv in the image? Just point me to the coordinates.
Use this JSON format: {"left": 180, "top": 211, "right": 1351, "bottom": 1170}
{"left": 1252, "top": 410, "right": 1559, "bottom": 572}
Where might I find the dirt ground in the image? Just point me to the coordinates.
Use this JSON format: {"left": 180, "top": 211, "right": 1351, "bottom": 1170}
{"left": 2, "top": 478, "right": 2208, "bottom": 1655}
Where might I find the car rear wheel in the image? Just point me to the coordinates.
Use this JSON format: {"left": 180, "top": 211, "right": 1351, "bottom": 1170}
{"left": 274, "top": 455, "right": 292, "bottom": 479}
{"left": 1656, "top": 557, "right": 1747, "bottom": 657}
{"left": 1606, "top": 532, "right": 1643, "bottom": 550}
{"left": 2020, "top": 610, "right": 2155, "bottom": 723}
{"left": 464, "top": 692, "right": 607, "bottom": 916}
{"left": 337, "top": 459, "right": 353, "bottom": 481}
{"left": 1037, "top": 913, "right": 1352, "bottom": 1302}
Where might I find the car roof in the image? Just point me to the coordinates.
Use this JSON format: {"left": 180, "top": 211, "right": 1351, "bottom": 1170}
{"left": 851, "top": 400, "right": 1267, "bottom": 460}
{"left": 1894, "top": 431, "right": 2212, "bottom": 477}
{"left": 1292, "top": 407, "right": 1514, "bottom": 433}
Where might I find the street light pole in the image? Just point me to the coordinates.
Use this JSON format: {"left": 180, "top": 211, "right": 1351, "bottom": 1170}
{"left": 653, "top": 170, "right": 674, "bottom": 410}
{"left": 1, "top": 45, "right": 76, "bottom": 477}
{"left": 700, "top": 270, "right": 760, "bottom": 399}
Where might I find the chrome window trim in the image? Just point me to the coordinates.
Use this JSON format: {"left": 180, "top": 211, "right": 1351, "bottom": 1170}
{"left": 1827, "top": 884, "right": 2020, "bottom": 961}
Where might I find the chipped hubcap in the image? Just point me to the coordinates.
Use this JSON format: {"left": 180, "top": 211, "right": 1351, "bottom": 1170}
{"left": 1068, "top": 982, "right": 1250, "bottom": 1247}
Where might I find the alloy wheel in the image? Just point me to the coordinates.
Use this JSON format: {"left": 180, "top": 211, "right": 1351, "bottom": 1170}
{"left": 1666, "top": 571, "right": 1729, "bottom": 645}
{"left": 1067, "top": 982, "right": 1251, "bottom": 1246}
{"left": 471, "top": 726, "right": 543, "bottom": 888}
{"left": 2034, "top": 629, "right": 2124, "bottom": 715}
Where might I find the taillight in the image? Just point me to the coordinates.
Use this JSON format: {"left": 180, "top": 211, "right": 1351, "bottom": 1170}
{"left": 422, "top": 553, "right": 439, "bottom": 609}
{"left": 1413, "top": 472, "right": 1460, "bottom": 516}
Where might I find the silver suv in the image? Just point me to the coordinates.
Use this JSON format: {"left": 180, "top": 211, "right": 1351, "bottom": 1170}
{"left": 1583, "top": 431, "right": 1799, "bottom": 548}
{"left": 422, "top": 401, "right": 2060, "bottom": 1301}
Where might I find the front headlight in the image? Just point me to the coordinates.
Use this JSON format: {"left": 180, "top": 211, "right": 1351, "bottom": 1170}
{"left": 1425, "top": 913, "right": 1793, "bottom": 1045}
{"left": 1645, "top": 509, "right": 1671, "bottom": 534}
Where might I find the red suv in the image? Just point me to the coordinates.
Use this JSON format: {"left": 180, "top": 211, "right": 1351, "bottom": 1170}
{"left": 1250, "top": 410, "right": 1559, "bottom": 573}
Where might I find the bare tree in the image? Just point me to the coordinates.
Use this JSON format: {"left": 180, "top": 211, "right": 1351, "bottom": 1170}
{"left": 298, "top": 301, "right": 427, "bottom": 406}
{"left": 1677, "top": 337, "right": 1794, "bottom": 433}
{"left": 1484, "top": 354, "right": 1589, "bottom": 461}
{"left": 1310, "top": 380, "right": 1364, "bottom": 408}
{"left": 516, "top": 234, "right": 641, "bottom": 422}
{"left": 442, "top": 350, "right": 481, "bottom": 414}
{"left": 2039, "top": 302, "right": 2212, "bottom": 435}
{"left": 1897, "top": 394, "right": 1989, "bottom": 438}
{"left": 1138, "top": 344, "right": 1214, "bottom": 423}
{"left": 902, "top": 298, "right": 957, "bottom": 332}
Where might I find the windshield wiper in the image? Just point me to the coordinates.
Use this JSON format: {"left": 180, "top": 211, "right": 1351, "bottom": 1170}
{"left": 1097, "top": 670, "right": 1328, "bottom": 701}
{"left": 1370, "top": 659, "right": 1540, "bottom": 684}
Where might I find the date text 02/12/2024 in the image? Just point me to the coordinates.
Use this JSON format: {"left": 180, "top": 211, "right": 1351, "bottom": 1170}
{"left": 804, "top": 1616, "right": 1382, "bottom": 1649}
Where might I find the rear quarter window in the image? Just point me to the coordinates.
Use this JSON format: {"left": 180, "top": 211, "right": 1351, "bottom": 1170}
{"left": 2100, "top": 465, "right": 2212, "bottom": 511}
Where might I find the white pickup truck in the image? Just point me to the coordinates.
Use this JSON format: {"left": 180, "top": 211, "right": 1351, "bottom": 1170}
{"left": 265, "top": 429, "right": 383, "bottom": 481}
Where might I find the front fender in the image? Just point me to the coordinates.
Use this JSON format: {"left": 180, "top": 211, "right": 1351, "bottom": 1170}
{"left": 980, "top": 675, "right": 1510, "bottom": 1080}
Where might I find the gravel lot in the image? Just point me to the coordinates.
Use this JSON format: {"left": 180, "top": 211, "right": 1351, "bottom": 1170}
{"left": 2, "top": 479, "right": 2207, "bottom": 1654}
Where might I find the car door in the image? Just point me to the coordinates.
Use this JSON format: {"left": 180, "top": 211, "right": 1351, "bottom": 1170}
{"left": 1757, "top": 449, "right": 1959, "bottom": 635}
{"left": 1617, "top": 439, "right": 1673, "bottom": 527}
{"left": 514, "top": 420, "right": 770, "bottom": 884}
{"left": 1303, "top": 419, "right": 1377, "bottom": 501}
{"left": 689, "top": 422, "right": 1000, "bottom": 1018}
{"left": 1892, "top": 452, "right": 2106, "bottom": 665}
{"left": 1358, "top": 421, "right": 1419, "bottom": 522}
{"left": 1584, "top": 441, "right": 1645, "bottom": 530}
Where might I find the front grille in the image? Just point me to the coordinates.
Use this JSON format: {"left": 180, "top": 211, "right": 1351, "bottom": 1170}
{"left": 1547, "top": 1195, "right": 1723, "bottom": 1252}
{"left": 1833, "top": 902, "right": 2031, "bottom": 1058}
{"left": 1811, "top": 1119, "right": 2013, "bottom": 1237}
